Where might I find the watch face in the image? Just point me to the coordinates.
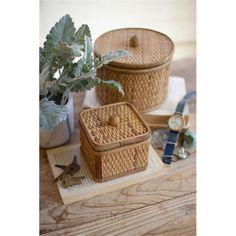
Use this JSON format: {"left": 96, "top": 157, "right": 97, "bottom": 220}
{"left": 168, "top": 114, "right": 185, "bottom": 131}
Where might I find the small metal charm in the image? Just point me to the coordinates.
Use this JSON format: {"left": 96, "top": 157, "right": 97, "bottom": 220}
{"left": 173, "top": 147, "right": 190, "bottom": 161}
{"left": 183, "top": 130, "right": 196, "bottom": 149}
{"left": 178, "top": 147, "right": 188, "bottom": 159}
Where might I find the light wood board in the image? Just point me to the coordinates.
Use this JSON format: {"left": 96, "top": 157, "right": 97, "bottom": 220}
{"left": 47, "top": 145, "right": 165, "bottom": 204}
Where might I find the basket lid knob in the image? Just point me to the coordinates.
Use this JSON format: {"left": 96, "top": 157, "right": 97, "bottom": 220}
{"left": 129, "top": 35, "right": 139, "bottom": 47}
{"left": 108, "top": 115, "right": 120, "bottom": 126}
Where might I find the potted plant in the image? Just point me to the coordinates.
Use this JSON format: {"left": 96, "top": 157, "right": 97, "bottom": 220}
{"left": 40, "top": 14, "right": 128, "bottom": 148}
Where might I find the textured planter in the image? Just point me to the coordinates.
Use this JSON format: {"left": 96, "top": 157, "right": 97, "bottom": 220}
{"left": 40, "top": 93, "right": 74, "bottom": 148}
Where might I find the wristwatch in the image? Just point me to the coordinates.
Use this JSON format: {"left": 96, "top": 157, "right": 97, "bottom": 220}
{"left": 162, "top": 91, "right": 196, "bottom": 164}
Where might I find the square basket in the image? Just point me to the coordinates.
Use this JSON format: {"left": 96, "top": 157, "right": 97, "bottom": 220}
{"left": 79, "top": 102, "right": 151, "bottom": 182}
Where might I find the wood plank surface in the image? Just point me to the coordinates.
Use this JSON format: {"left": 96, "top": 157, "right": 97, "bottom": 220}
{"left": 40, "top": 146, "right": 196, "bottom": 234}
{"left": 43, "top": 193, "right": 196, "bottom": 236}
{"left": 40, "top": 58, "right": 196, "bottom": 235}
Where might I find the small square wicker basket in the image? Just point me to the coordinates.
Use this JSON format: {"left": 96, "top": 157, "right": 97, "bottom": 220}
{"left": 79, "top": 102, "right": 151, "bottom": 182}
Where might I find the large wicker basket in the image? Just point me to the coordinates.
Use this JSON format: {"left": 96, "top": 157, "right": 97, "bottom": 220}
{"left": 94, "top": 28, "right": 174, "bottom": 112}
{"left": 79, "top": 102, "right": 151, "bottom": 182}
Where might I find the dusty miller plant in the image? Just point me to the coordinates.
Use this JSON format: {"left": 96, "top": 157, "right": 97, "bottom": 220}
{"left": 40, "top": 15, "right": 128, "bottom": 131}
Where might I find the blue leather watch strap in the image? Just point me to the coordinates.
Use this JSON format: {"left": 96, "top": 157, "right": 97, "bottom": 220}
{"left": 162, "top": 91, "right": 196, "bottom": 164}
{"left": 167, "top": 130, "right": 179, "bottom": 143}
{"left": 176, "top": 91, "right": 196, "bottom": 114}
{"left": 162, "top": 130, "right": 179, "bottom": 164}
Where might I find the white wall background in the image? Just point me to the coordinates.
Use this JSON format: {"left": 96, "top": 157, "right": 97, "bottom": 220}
{"left": 40, "top": 0, "right": 196, "bottom": 60}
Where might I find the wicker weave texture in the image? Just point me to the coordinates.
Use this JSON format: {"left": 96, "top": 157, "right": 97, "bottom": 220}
{"left": 94, "top": 28, "right": 174, "bottom": 69}
{"left": 95, "top": 61, "right": 171, "bottom": 112}
{"left": 80, "top": 103, "right": 149, "bottom": 145}
{"left": 80, "top": 126, "right": 149, "bottom": 182}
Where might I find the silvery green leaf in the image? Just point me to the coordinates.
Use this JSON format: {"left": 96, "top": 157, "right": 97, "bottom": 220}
{"left": 49, "top": 42, "right": 75, "bottom": 70}
{"left": 94, "top": 58, "right": 101, "bottom": 68}
{"left": 44, "top": 14, "right": 76, "bottom": 50}
{"left": 69, "top": 44, "right": 82, "bottom": 57}
{"left": 98, "top": 79, "right": 124, "bottom": 96}
{"left": 40, "top": 47, "right": 48, "bottom": 73}
{"left": 84, "top": 36, "right": 93, "bottom": 65}
{"left": 51, "top": 42, "right": 74, "bottom": 60}
{"left": 97, "top": 50, "right": 129, "bottom": 68}
{"left": 40, "top": 64, "right": 50, "bottom": 81}
{"left": 71, "top": 77, "right": 101, "bottom": 92}
{"left": 73, "top": 59, "right": 84, "bottom": 77}
{"left": 40, "top": 64, "right": 50, "bottom": 96}
{"left": 40, "top": 98, "right": 68, "bottom": 131}
{"left": 75, "top": 24, "right": 91, "bottom": 45}
{"left": 71, "top": 77, "right": 124, "bottom": 95}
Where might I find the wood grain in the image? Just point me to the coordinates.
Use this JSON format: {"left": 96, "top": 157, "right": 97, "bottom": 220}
{"left": 42, "top": 193, "right": 196, "bottom": 236}
{"left": 40, "top": 149, "right": 195, "bottom": 234}
{"left": 40, "top": 58, "right": 196, "bottom": 235}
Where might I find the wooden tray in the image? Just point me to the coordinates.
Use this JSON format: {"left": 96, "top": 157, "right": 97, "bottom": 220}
{"left": 47, "top": 144, "right": 165, "bottom": 204}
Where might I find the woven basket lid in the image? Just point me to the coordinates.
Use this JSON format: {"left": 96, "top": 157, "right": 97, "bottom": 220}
{"left": 94, "top": 28, "right": 174, "bottom": 69}
{"left": 79, "top": 102, "right": 151, "bottom": 151}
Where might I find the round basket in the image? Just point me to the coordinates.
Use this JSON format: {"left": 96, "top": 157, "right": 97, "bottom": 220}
{"left": 94, "top": 28, "right": 174, "bottom": 112}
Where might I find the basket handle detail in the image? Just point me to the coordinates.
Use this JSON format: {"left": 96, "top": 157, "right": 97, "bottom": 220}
{"left": 129, "top": 35, "right": 139, "bottom": 47}
{"left": 108, "top": 115, "right": 120, "bottom": 126}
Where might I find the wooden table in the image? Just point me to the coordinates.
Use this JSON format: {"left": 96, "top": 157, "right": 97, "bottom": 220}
{"left": 40, "top": 58, "right": 196, "bottom": 235}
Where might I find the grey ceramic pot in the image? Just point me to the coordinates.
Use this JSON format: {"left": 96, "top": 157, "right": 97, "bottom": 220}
{"left": 40, "top": 93, "right": 74, "bottom": 148}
